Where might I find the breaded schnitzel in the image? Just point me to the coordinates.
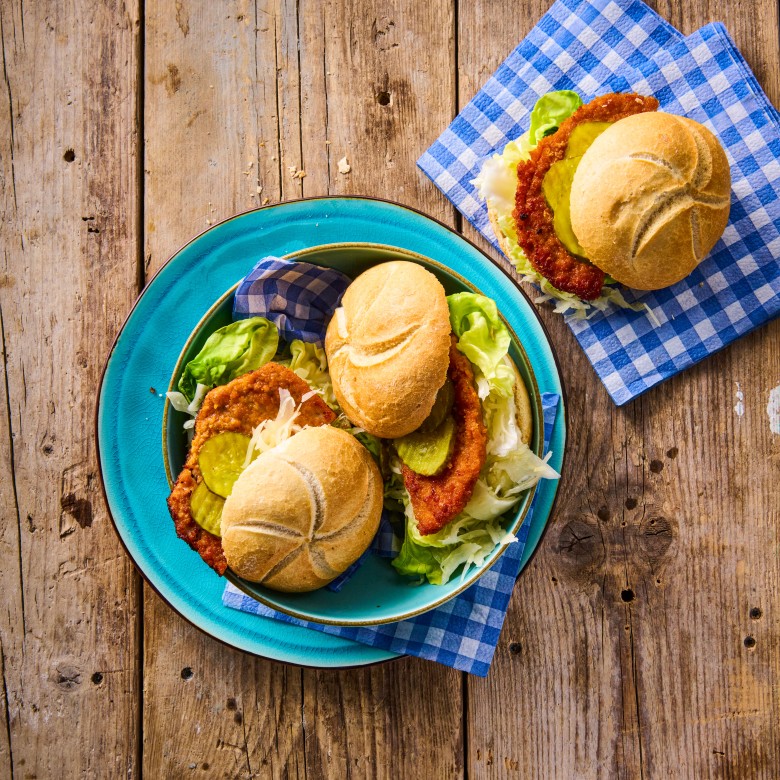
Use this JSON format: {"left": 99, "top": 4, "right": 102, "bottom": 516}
{"left": 167, "top": 362, "right": 335, "bottom": 573}
{"left": 402, "top": 337, "right": 488, "bottom": 535}
{"left": 514, "top": 93, "right": 659, "bottom": 299}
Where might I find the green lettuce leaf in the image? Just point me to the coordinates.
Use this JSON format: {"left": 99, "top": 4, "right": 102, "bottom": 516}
{"left": 528, "top": 90, "right": 583, "bottom": 145}
{"left": 447, "top": 292, "right": 514, "bottom": 398}
{"left": 392, "top": 508, "right": 515, "bottom": 586}
{"left": 288, "top": 340, "right": 338, "bottom": 409}
{"left": 391, "top": 529, "right": 440, "bottom": 581}
{"left": 178, "top": 317, "right": 279, "bottom": 401}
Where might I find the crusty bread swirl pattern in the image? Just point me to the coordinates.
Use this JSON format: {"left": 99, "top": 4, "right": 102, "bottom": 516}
{"left": 325, "top": 261, "right": 452, "bottom": 438}
{"left": 570, "top": 112, "right": 731, "bottom": 290}
{"left": 220, "top": 426, "right": 383, "bottom": 592}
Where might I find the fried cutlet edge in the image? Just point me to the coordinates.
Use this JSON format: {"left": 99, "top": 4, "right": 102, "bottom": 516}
{"left": 167, "top": 362, "right": 336, "bottom": 575}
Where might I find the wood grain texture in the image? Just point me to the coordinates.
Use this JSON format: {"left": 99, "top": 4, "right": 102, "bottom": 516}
{"left": 296, "top": 3, "right": 463, "bottom": 777}
{"left": 141, "top": 3, "right": 306, "bottom": 777}
{"left": 142, "top": 1, "right": 462, "bottom": 777}
{"left": 0, "top": 0, "right": 142, "bottom": 777}
{"left": 458, "top": 1, "right": 780, "bottom": 778}
{"left": 4, "top": 0, "right": 778, "bottom": 776}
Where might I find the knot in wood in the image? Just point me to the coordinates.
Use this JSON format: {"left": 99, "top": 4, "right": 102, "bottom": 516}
{"left": 555, "top": 517, "right": 605, "bottom": 582}
{"left": 54, "top": 665, "right": 82, "bottom": 691}
{"left": 637, "top": 515, "right": 676, "bottom": 565}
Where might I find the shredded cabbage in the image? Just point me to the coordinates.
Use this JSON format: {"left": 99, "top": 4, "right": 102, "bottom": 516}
{"left": 471, "top": 91, "right": 647, "bottom": 320}
{"left": 244, "top": 388, "right": 306, "bottom": 465}
{"left": 167, "top": 382, "right": 209, "bottom": 432}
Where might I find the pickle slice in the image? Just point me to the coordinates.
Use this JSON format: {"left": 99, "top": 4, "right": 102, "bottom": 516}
{"left": 395, "top": 416, "right": 456, "bottom": 476}
{"left": 419, "top": 380, "right": 455, "bottom": 433}
{"left": 542, "top": 121, "right": 613, "bottom": 259}
{"left": 198, "top": 431, "right": 251, "bottom": 498}
{"left": 564, "top": 121, "right": 612, "bottom": 159}
{"left": 542, "top": 156, "right": 587, "bottom": 258}
{"left": 190, "top": 481, "right": 225, "bottom": 537}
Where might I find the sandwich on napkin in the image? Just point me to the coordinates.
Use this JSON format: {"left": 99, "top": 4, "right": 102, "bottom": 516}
{"left": 474, "top": 91, "right": 732, "bottom": 316}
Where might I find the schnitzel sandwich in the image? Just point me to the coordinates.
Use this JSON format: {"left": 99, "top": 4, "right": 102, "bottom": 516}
{"left": 325, "top": 261, "right": 557, "bottom": 585}
{"left": 474, "top": 91, "right": 731, "bottom": 315}
{"left": 220, "top": 425, "right": 383, "bottom": 591}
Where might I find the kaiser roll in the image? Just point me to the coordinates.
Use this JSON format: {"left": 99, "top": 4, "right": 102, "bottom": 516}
{"left": 325, "top": 261, "right": 451, "bottom": 438}
{"left": 220, "top": 426, "right": 382, "bottom": 592}
{"left": 570, "top": 112, "right": 731, "bottom": 290}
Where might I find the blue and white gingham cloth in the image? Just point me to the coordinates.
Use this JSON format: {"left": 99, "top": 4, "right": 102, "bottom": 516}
{"left": 224, "top": 392, "right": 560, "bottom": 676}
{"left": 234, "top": 256, "right": 351, "bottom": 343}
{"left": 418, "top": 0, "right": 780, "bottom": 405}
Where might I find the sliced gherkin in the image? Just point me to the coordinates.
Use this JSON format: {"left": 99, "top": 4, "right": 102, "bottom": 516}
{"left": 542, "top": 121, "right": 613, "bottom": 259}
{"left": 543, "top": 156, "right": 587, "bottom": 258}
{"left": 564, "top": 121, "right": 612, "bottom": 158}
{"left": 395, "top": 416, "right": 456, "bottom": 476}
{"left": 198, "top": 431, "right": 251, "bottom": 498}
{"left": 190, "top": 481, "right": 225, "bottom": 537}
{"left": 419, "top": 380, "right": 455, "bottom": 433}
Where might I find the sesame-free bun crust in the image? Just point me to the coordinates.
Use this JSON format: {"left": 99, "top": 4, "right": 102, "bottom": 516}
{"left": 510, "top": 357, "right": 533, "bottom": 446}
{"left": 325, "top": 261, "right": 452, "bottom": 438}
{"left": 488, "top": 205, "right": 515, "bottom": 261}
{"left": 570, "top": 112, "right": 731, "bottom": 290}
{"left": 220, "top": 426, "right": 383, "bottom": 592}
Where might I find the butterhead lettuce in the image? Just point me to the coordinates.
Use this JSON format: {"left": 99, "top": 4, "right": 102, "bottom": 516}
{"left": 447, "top": 292, "right": 514, "bottom": 398}
{"left": 178, "top": 316, "right": 279, "bottom": 401}
{"left": 528, "top": 90, "right": 583, "bottom": 145}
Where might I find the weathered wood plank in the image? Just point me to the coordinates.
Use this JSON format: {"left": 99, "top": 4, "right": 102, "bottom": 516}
{"left": 0, "top": 0, "right": 142, "bottom": 776}
{"left": 141, "top": 2, "right": 307, "bottom": 777}
{"left": 296, "top": 2, "right": 463, "bottom": 777}
{"left": 458, "top": 1, "right": 780, "bottom": 778}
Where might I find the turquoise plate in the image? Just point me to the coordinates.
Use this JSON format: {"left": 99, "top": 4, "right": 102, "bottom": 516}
{"left": 97, "top": 197, "right": 566, "bottom": 668}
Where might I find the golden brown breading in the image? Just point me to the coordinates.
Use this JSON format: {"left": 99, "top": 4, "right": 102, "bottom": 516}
{"left": 402, "top": 337, "right": 488, "bottom": 535}
{"left": 167, "top": 363, "right": 336, "bottom": 573}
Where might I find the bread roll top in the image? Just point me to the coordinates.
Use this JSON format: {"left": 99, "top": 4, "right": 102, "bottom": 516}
{"left": 220, "top": 426, "right": 383, "bottom": 592}
{"left": 570, "top": 112, "right": 731, "bottom": 290}
{"left": 325, "top": 260, "right": 452, "bottom": 438}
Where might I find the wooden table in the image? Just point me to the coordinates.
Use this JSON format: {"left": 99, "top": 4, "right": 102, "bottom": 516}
{"left": 2, "top": 0, "right": 778, "bottom": 777}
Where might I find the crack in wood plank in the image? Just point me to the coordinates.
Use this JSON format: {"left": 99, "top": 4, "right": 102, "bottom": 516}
{"left": 0, "top": 304, "right": 26, "bottom": 641}
{"left": 0, "top": 644, "right": 15, "bottom": 780}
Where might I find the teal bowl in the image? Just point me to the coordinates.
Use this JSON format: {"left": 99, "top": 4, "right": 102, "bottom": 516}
{"left": 98, "top": 196, "right": 565, "bottom": 667}
{"left": 164, "top": 243, "right": 545, "bottom": 625}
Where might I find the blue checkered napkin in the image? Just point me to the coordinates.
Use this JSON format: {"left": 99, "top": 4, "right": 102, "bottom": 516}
{"left": 233, "top": 257, "right": 351, "bottom": 343}
{"left": 223, "top": 392, "right": 560, "bottom": 677}
{"left": 417, "top": 0, "right": 684, "bottom": 237}
{"left": 417, "top": 0, "right": 780, "bottom": 405}
{"left": 570, "top": 23, "right": 780, "bottom": 403}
